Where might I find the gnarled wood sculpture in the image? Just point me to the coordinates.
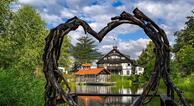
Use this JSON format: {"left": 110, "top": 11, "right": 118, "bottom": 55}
{"left": 43, "top": 8, "right": 188, "bottom": 106}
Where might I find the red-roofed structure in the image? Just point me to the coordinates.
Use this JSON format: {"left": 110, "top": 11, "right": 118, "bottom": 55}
{"left": 75, "top": 68, "right": 110, "bottom": 75}
{"left": 75, "top": 68, "right": 110, "bottom": 84}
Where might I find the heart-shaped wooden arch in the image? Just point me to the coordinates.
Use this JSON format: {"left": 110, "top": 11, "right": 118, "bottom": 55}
{"left": 43, "top": 8, "right": 188, "bottom": 106}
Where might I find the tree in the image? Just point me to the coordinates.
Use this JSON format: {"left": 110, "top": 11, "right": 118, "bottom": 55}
{"left": 0, "top": 0, "right": 15, "bottom": 68}
{"left": 136, "top": 41, "right": 155, "bottom": 80}
{"left": 0, "top": 0, "right": 14, "bottom": 35}
{"left": 58, "top": 36, "right": 72, "bottom": 70}
{"left": 173, "top": 10, "right": 194, "bottom": 75}
{"left": 72, "top": 36, "right": 101, "bottom": 65}
{"left": 0, "top": 5, "right": 48, "bottom": 71}
{"left": 0, "top": 3, "right": 47, "bottom": 105}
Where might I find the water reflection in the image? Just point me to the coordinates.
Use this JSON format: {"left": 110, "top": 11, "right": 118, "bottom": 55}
{"left": 76, "top": 85, "right": 143, "bottom": 106}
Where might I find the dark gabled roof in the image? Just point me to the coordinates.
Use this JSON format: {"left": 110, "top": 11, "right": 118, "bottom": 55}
{"left": 97, "top": 46, "right": 133, "bottom": 64}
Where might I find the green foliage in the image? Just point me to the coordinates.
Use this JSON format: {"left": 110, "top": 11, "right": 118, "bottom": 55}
{"left": 10, "top": 6, "right": 47, "bottom": 70}
{"left": 129, "top": 74, "right": 140, "bottom": 83}
{"left": 0, "top": 0, "right": 14, "bottom": 67}
{"left": 175, "top": 45, "right": 194, "bottom": 75}
{"left": 169, "top": 60, "right": 179, "bottom": 78}
{"left": 136, "top": 41, "right": 155, "bottom": 80}
{"left": 0, "top": 0, "right": 14, "bottom": 35}
{"left": 173, "top": 10, "right": 194, "bottom": 75}
{"left": 72, "top": 36, "right": 102, "bottom": 64}
{"left": 0, "top": 3, "right": 48, "bottom": 106}
{"left": 0, "top": 68, "right": 45, "bottom": 106}
{"left": 173, "top": 75, "right": 194, "bottom": 92}
{"left": 111, "top": 74, "right": 132, "bottom": 88}
{"left": 0, "top": 5, "right": 48, "bottom": 70}
{"left": 58, "top": 36, "right": 72, "bottom": 70}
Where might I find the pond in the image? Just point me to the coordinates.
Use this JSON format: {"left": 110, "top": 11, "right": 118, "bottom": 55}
{"left": 74, "top": 84, "right": 193, "bottom": 106}
{"left": 75, "top": 84, "right": 156, "bottom": 106}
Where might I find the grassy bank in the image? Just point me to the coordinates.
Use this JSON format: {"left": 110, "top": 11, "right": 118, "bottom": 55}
{"left": 173, "top": 75, "right": 194, "bottom": 92}
{"left": 111, "top": 74, "right": 146, "bottom": 88}
{"left": 1, "top": 69, "right": 193, "bottom": 106}
{"left": 0, "top": 69, "right": 78, "bottom": 106}
{"left": 0, "top": 68, "right": 45, "bottom": 106}
{"left": 111, "top": 74, "right": 132, "bottom": 88}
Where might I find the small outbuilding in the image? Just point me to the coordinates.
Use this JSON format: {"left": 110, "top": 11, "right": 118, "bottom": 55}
{"left": 75, "top": 68, "right": 111, "bottom": 83}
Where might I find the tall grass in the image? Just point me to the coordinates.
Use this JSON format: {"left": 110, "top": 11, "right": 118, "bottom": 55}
{"left": 173, "top": 75, "right": 194, "bottom": 92}
{"left": 0, "top": 68, "right": 45, "bottom": 106}
{"left": 111, "top": 74, "right": 132, "bottom": 88}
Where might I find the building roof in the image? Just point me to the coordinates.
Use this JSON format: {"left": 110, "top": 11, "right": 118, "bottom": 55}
{"left": 75, "top": 68, "right": 110, "bottom": 75}
{"left": 97, "top": 46, "right": 133, "bottom": 64}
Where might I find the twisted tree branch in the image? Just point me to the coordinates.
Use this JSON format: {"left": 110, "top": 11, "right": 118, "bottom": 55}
{"left": 42, "top": 8, "right": 188, "bottom": 106}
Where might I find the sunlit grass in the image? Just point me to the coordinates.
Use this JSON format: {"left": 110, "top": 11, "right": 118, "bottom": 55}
{"left": 0, "top": 68, "right": 45, "bottom": 106}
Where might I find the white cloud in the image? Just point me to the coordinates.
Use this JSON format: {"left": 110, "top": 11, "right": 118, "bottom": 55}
{"left": 17, "top": 0, "right": 194, "bottom": 58}
{"left": 60, "top": 11, "right": 74, "bottom": 18}
{"left": 117, "top": 38, "right": 150, "bottom": 59}
{"left": 19, "top": 0, "right": 56, "bottom": 7}
{"left": 116, "top": 5, "right": 126, "bottom": 11}
{"left": 136, "top": 1, "right": 194, "bottom": 35}
{"left": 68, "top": 27, "right": 86, "bottom": 46}
{"left": 40, "top": 12, "right": 63, "bottom": 27}
{"left": 98, "top": 35, "right": 150, "bottom": 59}
{"left": 83, "top": 5, "right": 114, "bottom": 16}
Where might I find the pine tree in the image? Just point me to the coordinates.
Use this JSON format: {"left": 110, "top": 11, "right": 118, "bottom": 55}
{"left": 72, "top": 36, "right": 101, "bottom": 65}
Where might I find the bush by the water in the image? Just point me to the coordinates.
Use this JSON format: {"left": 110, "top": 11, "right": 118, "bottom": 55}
{"left": 0, "top": 68, "right": 45, "bottom": 106}
{"left": 173, "top": 75, "right": 194, "bottom": 92}
{"left": 111, "top": 74, "right": 132, "bottom": 88}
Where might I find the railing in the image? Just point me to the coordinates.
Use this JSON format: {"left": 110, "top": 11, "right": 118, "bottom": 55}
{"left": 107, "top": 66, "right": 122, "bottom": 70}
{"left": 57, "top": 93, "right": 177, "bottom": 106}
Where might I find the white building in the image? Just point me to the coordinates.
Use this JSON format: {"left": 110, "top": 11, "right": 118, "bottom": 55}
{"left": 97, "top": 46, "right": 144, "bottom": 76}
{"left": 58, "top": 67, "right": 68, "bottom": 74}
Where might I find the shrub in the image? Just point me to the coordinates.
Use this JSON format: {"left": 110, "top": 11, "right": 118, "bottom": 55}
{"left": 0, "top": 68, "right": 45, "bottom": 106}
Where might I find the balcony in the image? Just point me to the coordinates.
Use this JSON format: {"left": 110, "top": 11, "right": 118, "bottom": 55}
{"left": 107, "top": 66, "right": 122, "bottom": 70}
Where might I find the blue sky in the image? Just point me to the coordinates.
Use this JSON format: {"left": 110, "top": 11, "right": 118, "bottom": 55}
{"left": 17, "top": 0, "right": 194, "bottom": 59}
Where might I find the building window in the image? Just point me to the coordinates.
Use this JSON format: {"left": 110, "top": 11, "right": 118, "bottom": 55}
{"left": 104, "top": 57, "right": 107, "bottom": 60}
{"left": 127, "top": 70, "right": 130, "bottom": 75}
{"left": 112, "top": 56, "right": 116, "bottom": 59}
{"left": 111, "top": 55, "right": 120, "bottom": 59}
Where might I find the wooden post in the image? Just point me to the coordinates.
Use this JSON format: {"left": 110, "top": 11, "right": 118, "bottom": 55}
{"left": 72, "top": 95, "right": 78, "bottom": 104}
{"left": 171, "top": 88, "right": 174, "bottom": 100}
